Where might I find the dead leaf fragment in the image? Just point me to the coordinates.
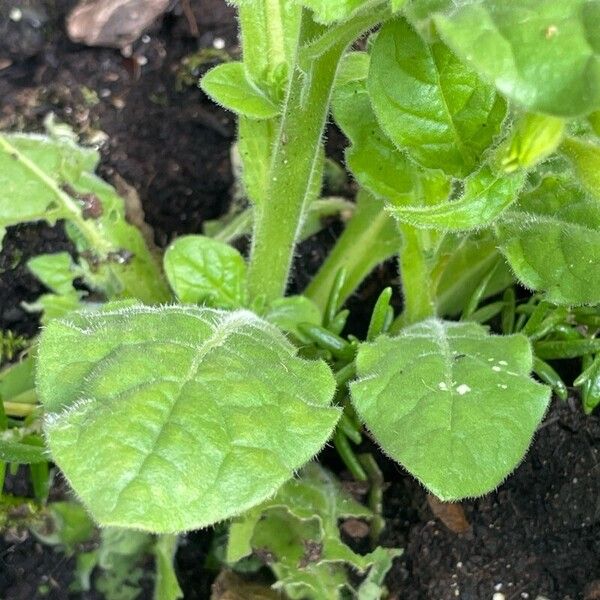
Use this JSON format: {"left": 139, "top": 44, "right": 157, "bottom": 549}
{"left": 66, "top": 0, "right": 170, "bottom": 48}
{"left": 427, "top": 494, "right": 470, "bottom": 534}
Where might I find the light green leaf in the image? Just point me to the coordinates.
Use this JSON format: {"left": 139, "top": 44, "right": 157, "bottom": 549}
{"left": 0, "top": 133, "right": 97, "bottom": 228}
{"left": 387, "top": 166, "right": 525, "bottom": 230}
{"left": 200, "top": 62, "right": 280, "bottom": 119}
{"left": 31, "top": 501, "right": 95, "bottom": 552}
{"left": 264, "top": 296, "right": 322, "bottom": 339}
{"left": 228, "top": 464, "right": 400, "bottom": 600}
{"left": 164, "top": 235, "right": 248, "bottom": 309}
{"left": 495, "top": 176, "right": 600, "bottom": 305}
{"left": 27, "top": 253, "right": 80, "bottom": 296}
{"left": 435, "top": 0, "right": 600, "bottom": 117}
{"left": 333, "top": 77, "right": 450, "bottom": 205}
{"left": 561, "top": 136, "right": 600, "bottom": 199}
{"left": 367, "top": 18, "right": 505, "bottom": 178}
{"left": 154, "top": 535, "right": 183, "bottom": 600}
{"left": 335, "top": 51, "right": 370, "bottom": 87}
{"left": 37, "top": 305, "right": 339, "bottom": 532}
{"left": 0, "top": 434, "right": 47, "bottom": 464}
{"left": 350, "top": 319, "right": 550, "bottom": 500}
{"left": 0, "top": 133, "right": 169, "bottom": 303}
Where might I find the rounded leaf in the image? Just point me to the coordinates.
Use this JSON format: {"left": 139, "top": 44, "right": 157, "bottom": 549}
{"left": 350, "top": 319, "right": 550, "bottom": 500}
{"left": 37, "top": 305, "right": 340, "bottom": 532}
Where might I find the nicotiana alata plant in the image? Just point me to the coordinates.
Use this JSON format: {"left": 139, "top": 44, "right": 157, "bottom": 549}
{"left": 1, "top": 0, "right": 600, "bottom": 598}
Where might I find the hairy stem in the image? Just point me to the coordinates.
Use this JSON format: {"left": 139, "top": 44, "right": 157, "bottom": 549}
{"left": 247, "top": 11, "right": 347, "bottom": 301}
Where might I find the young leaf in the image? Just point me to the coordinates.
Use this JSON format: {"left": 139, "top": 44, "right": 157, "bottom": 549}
{"left": 367, "top": 18, "right": 505, "bottom": 178}
{"left": 264, "top": 296, "right": 322, "bottom": 339}
{"left": 387, "top": 166, "right": 525, "bottom": 230}
{"left": 350, "top": 319, "right": 550, "bottom": 500}
{"left": 28, "top": 253, "right": 80, "bottom": 296}
{"left": 435, "top": 0, "right": 600, "bottom": 117}
{"left": 164, "top": 235, "right": 248, "bottom": 308}
{"left": 298, "top": 0, "right": 374, "bottom": 24}
{"left": 37, "top": 305, "right": 339, "bottom": 532}
{"left": 332, "top": 77, "right": 450, "bottom": 206}
{"left": 495, "top": 177, "right": 600, "bottom": 305}
{"left": 200, "top": 62, "right": 280, "bottom": 119}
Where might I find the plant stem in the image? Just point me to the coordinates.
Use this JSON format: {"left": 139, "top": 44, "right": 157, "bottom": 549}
{"left": 247, "top": 11, "right": 347, "bottom": 302}
{"left": 392, "top": 224, "right": 437, "bottom": 330}
{"left": 305, "top": 191, "right": 400, "bottom": 311}
{"left": 3, "top": 401, "right": 37, "bottom": 417}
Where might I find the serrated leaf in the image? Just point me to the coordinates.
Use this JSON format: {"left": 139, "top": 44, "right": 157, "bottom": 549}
{"left": 435, "top": 0, "right": 600, "bottom": 117}
{"left": 200, "top": 63, "right": 280, "bottom": 119}
{"left": 495, "top": 177, "right": 600, "bottom": 305}
{"left": 37, "top": 305, "right": 339, "bottom": 532}
{"left": 367, "top": 18, "right": 505, "bottom": 178}
{"left": 350, "top": 319, "right": 550, "bottom": 500}
{"left": 387, "top": 166, "right": 525, "bottom": 230}
{"left": 333, "top": 77, "right": 450, "bottom": 205}
{"left": 164, "top": 236, "right": 248, "bottom": 309}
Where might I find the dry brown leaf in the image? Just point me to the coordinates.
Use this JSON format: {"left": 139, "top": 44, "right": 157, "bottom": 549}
{"left": 427, "top": 494, "right": 470, "bottom": 534}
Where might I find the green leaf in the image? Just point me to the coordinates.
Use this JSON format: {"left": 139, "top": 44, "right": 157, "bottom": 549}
{"left": 333, "top": 77, "right": 450, "bottom": 205}
{"left": 164, "top": 236, "right": 248, "bottom": 309}
{"left": 350, "top": 319, "right": 550, "bottom": 500}
{"left": 37, "top": 305, "right": 339, "bottom": 532}
{"left": 227, "top": 464, "right": 400, "bottom": 599}
{"left": 298, "top": 0, "right": 371, "bottom": 24}
{"left": 0, "top": 434, "right": 47, "bottom": 464}
{"left": 367, "top": 18, "right": 505, "bottom": 178}
{"left": 500, "top": 113, "right": 565, "bottom": 173}
{"left": 27, "top": 253, "right": 80, "bottom": 296}
{"left": 200, "top": 63, "right": 280, "bottom": 119}
{"left": 561, "top": 136, "right": 600, "bottom": 199}
{"left": 495, "top": 177, "right": 600, "bottom": 305}
{"left": 31, "top": 501, "right": 95, "bottom": 552}
{"left": 387, "top": 166, "right": 525, "bottom": 230}
{"left": 435, "top": 0, "right": 600, "bottom": 117}
{"left": 0, "top": 353, "right": 36, "bottom": 402}
{"left": 0, "top": 133, "right": 170, "bottom": 303}
{"left": 154, "top": 535, "right": 183, "bottom": 600}
{"left": 264, "top": 296, "right": 322, "bottom": 339}
{"left": 435, "top": 233, "right": 513, "bottom": 317}
{"left": 0, "top": 133, "right": 97, "bottom": 228}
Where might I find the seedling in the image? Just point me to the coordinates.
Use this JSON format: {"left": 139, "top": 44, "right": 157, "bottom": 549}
{"left": 1, "top": 0, "right": 600, "bottom": 598}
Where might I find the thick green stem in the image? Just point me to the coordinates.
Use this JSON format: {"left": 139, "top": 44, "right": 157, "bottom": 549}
{"left": 393, "top": 224, "right": 437, "bottom": 330}
{"left": 247, "top": 12, "right": 347, "bottom": 301}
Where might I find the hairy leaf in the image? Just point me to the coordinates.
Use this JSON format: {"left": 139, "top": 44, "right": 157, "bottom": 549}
{"left": 227, "top": 464, "right": 400, "bottom": 599}
{"left": 561, "top": 136, "right": 600, "bottom": 199}
{"left": 495, "top": 177, "right": 600, "bottom": 305}
{"left": 367, "top": 18, "right": 505, "bottom": 177}
{"left": 37, "top": 305, "right": 339, "bottom": 532}
{"left": 164, "top": 236, "right": 248, "bottom": 308}
{"left": 201, "top": 63, "right": 280, "bottom": 119}
{"left": 387, "top": 166, "right": 525, "bottom": 230}
{"left": 350, "top": 319, "right": 550, "bottom": 500}
{"left": 435, "top": 0, "right": 600, "bottom": 117}
{"left": 333, "top": 77, "right": 450, "bottom": 205}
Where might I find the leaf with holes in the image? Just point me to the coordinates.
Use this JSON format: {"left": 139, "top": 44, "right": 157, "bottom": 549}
{"left": 350, "top": 319, "right": 550, "bottom": 500}
{"left": 36, "top": 304, "right": 340, "bottom": 532}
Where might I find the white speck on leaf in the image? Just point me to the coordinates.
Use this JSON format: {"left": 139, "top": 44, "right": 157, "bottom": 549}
{"left": 456, "top": 384, "right": 471, "bottom": 395}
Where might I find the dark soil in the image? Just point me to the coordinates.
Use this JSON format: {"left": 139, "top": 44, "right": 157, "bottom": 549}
{"left": 2, "top": 2, "right": 600, "bottom": 600}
